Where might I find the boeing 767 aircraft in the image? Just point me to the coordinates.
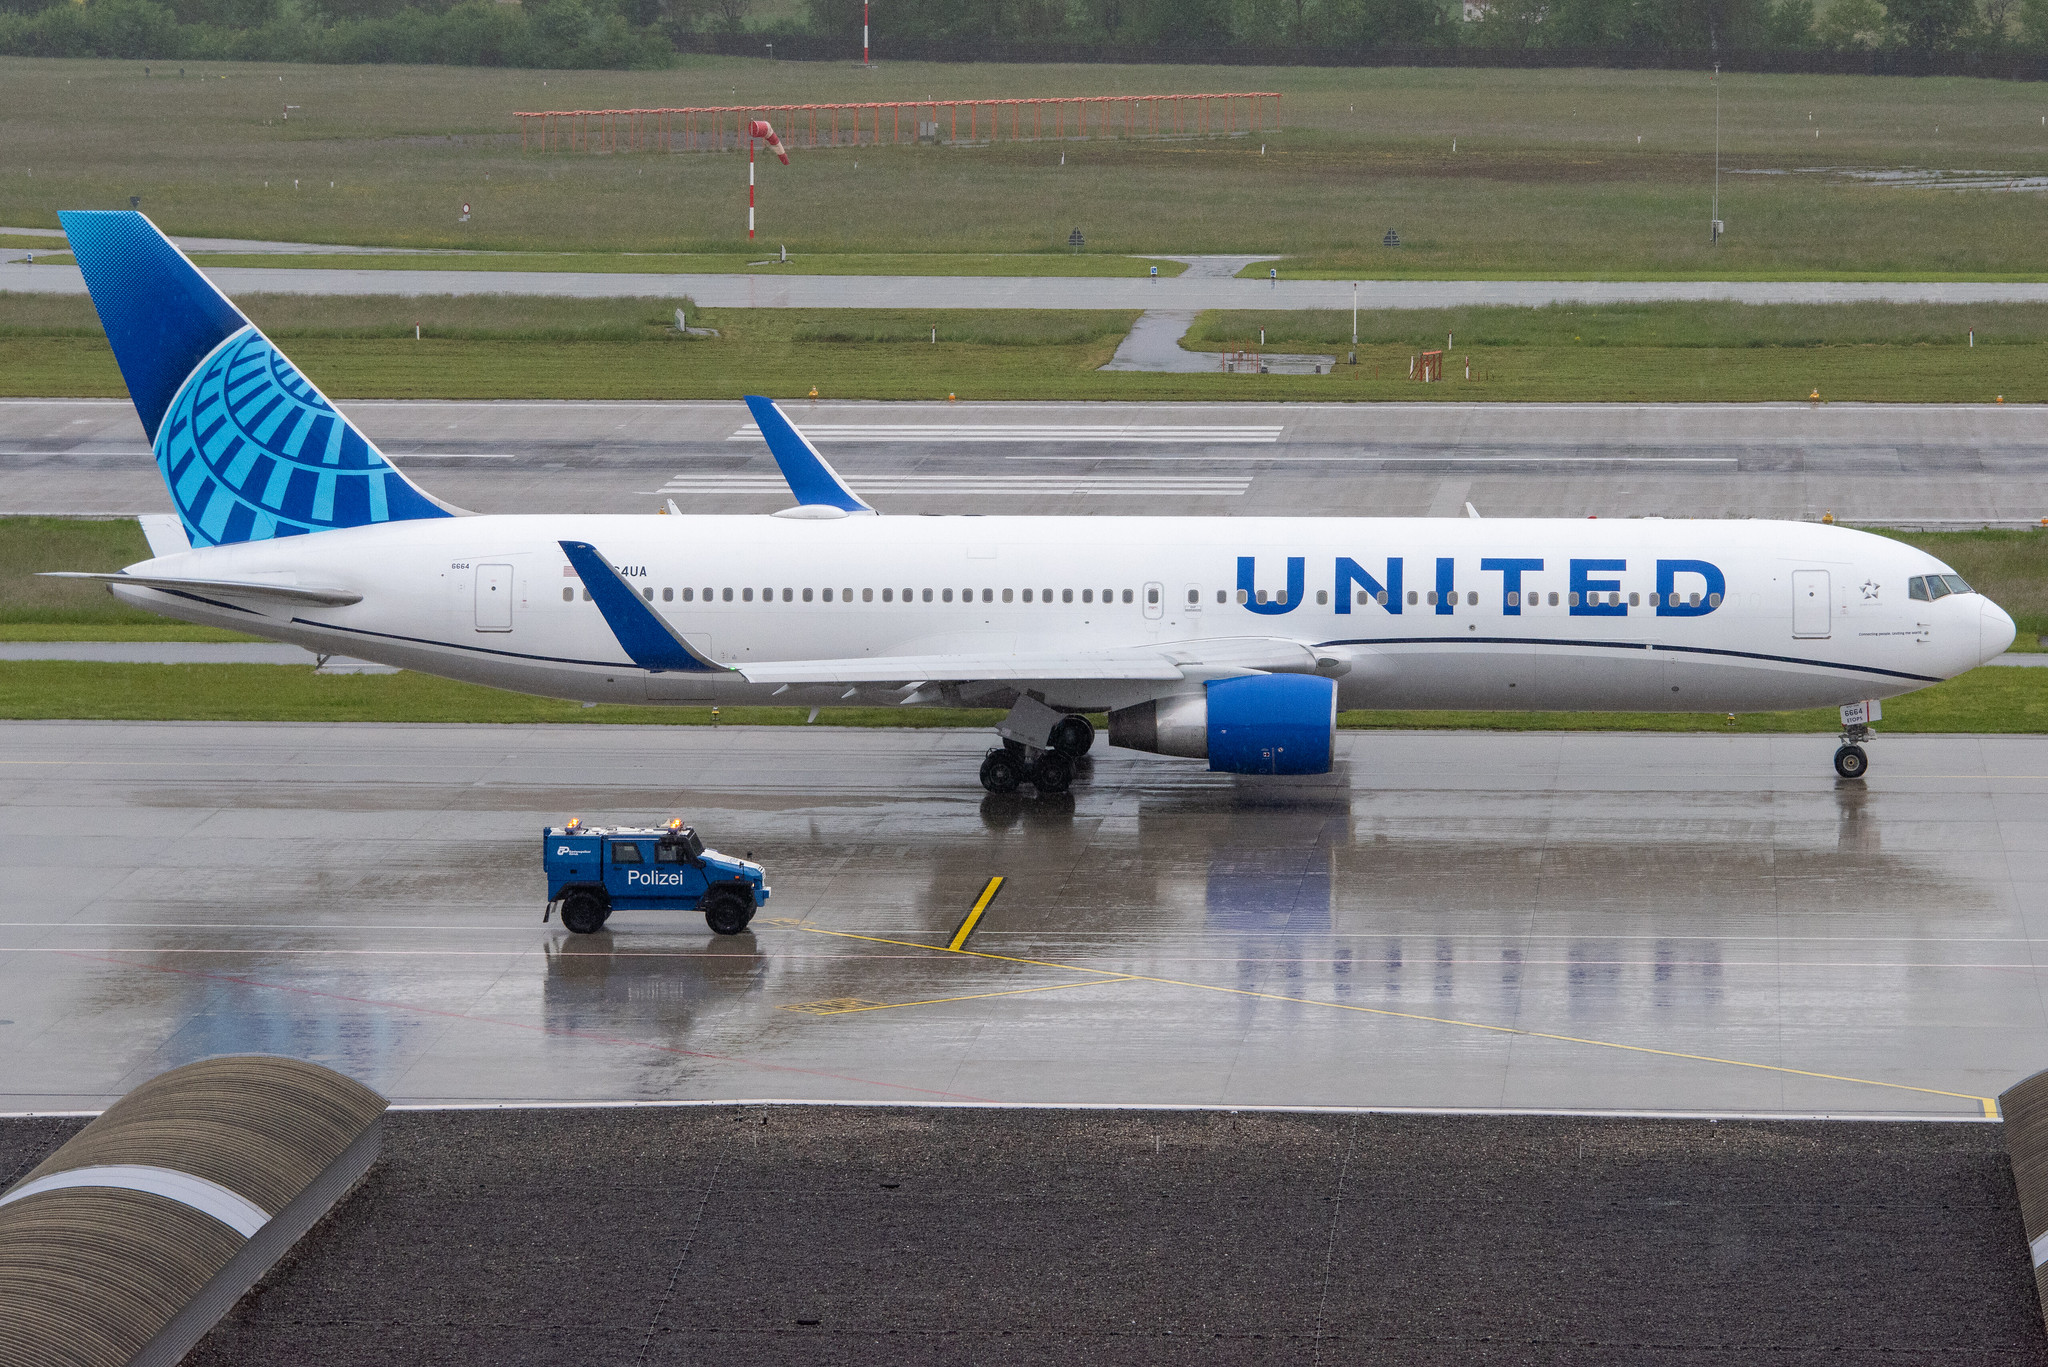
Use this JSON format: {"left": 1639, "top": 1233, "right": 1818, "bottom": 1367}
{"left": 48, "top": 211, "right": 2016, "bottom": 792}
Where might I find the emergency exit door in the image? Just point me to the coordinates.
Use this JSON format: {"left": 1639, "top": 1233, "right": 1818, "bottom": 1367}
{"left": 1791, "top": 570, "right": 1830, "bottom": 638}
{"left": 475, "top": 564, "right": 514, "bottom": 632}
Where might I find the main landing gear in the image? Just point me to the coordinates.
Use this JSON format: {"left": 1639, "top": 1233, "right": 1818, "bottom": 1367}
{"left": 979, "top": 708, "right": 1094, "bottom": 795}
{"left": 1834, "top": 722, "right": 1872, "bottom": 779}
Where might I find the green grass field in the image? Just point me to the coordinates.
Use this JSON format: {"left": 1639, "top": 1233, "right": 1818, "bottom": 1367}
{"left": 8, "top": 293, "right": 2048, "bottom": 404}
{"left": 7, "top": 58, "right": 2048, "bottom": 276}
{"left": 178, "top": 251, "right": 1190, "bottom": 276}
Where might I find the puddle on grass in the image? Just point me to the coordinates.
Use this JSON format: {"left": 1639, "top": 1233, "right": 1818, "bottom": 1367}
{"left": 1734, "top": 166, "right": 2048, "bottom": 192}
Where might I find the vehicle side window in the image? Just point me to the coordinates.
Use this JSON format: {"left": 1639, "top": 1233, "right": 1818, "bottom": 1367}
{"left": 611, "top": 842, "right": 644, "bottom": 864}
{"left": 1908, "top": 577, "right": 1930, "bottom": 601}
{"left": 1944, "top": 575, "right": 1972, "bottom": 595}
{"left": 655, "top": 844, "right": 683, "bottom": 864}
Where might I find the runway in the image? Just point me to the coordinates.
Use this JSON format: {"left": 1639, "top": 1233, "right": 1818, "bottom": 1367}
{"left": 11, "top": 257, "right": 2048, "bottom": 307}
{"left": 4, "top": 721, "right": 2043, "bottom": 1120}
{"left": 4, "top": 398, "right": 2046, "bottom": 523}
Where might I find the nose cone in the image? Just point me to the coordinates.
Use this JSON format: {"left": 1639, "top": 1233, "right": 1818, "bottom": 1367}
{"left": 1981, "top": 598, "right": 2018, "bottom": 663}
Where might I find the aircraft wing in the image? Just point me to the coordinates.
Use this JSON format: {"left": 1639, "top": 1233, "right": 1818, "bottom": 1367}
{"left": 38, "top": 572, "right": 363, "bottom": 607}
{"left": 736, "top": 637, "right": 1320, "bottom": 685}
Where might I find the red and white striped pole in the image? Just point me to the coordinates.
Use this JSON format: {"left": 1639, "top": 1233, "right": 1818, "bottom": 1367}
{"left": 746, "top": 120, "right": 787, "bottom": 243}
{"left": 863, "top": 0, "right": 870, "bottom": 65}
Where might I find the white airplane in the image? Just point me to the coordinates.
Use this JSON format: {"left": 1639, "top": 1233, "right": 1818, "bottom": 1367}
{"left": 50, "top": 211, "right": 2015, "bottom": 792}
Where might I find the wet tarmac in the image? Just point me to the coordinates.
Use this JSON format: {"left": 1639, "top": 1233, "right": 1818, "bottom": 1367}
{"left": 4, "top": 721, "right": 2044, "bottom": 1121}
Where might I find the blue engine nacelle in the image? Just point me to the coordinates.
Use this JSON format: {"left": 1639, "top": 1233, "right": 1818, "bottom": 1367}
{"left": 1107, "top": 674, "right": 1337, "bottom": 775}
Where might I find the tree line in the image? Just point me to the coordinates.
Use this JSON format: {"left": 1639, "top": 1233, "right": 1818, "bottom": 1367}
{"left": 3, "top": 0, "right": 2045, "bottom": 69}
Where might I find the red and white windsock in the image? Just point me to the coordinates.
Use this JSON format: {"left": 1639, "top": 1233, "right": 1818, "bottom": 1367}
{"left": 749, "top": 120, "right": 789, "bottom": 165}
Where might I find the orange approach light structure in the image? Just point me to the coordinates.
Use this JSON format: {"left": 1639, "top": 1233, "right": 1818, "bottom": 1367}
{"left": 517, "top": 93, "right": 1281, "bottom": 154}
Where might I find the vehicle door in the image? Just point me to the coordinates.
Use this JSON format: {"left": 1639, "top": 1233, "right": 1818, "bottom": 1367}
{"left": 603, "top": 838, "right": 650, "bottom": 899}
{"left": 655, "top": 838, "right": 708, "bottom": 900}
{"left": 1792, "top": 570, "right": 1830, "bottom": 639}
{"left": 475, "top": 564, "right": 514, "bottom": 632}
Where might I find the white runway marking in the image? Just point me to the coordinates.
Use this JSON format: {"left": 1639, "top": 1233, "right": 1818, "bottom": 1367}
{"left": 728, "top": 423, "right": 1284, "bottom": 444}
{"left": 654, "top": 474, "right": 1251, "bottom": 496}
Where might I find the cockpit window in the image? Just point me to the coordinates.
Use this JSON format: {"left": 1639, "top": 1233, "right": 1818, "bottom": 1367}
{"left": 1924, "top": 575, "right": 1951, "bottom": 600}
{"left": 1943, "top": 574, "right": 1972, "bottom": 595}
{"left": 1909, "top": 577, "right": 1930, "bottom": 601}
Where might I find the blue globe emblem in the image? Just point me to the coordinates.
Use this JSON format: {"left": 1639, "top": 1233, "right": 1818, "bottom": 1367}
{"left": 152, "top": 326, "right": 446, "bottom": 547}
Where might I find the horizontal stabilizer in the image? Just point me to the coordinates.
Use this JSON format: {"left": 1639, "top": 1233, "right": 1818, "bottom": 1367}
{"left": 40, "top": 572, "right": 362, "bottom": 606}
{"left": 743, "top": 395, "right": 875, "bottom": 514}
{"left": 560, "top": 541, "right": 724, "bottom": 674}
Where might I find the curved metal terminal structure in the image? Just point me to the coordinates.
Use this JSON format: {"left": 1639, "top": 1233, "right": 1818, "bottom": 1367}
{"left": 2001, "top": 1066, "right": 2048, "bottom": 1331}
{"left": 0, "top": 1055, "right": 386, "bottom": 1367}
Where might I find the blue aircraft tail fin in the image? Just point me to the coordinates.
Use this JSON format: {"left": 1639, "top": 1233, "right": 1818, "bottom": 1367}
{"left": 743, "top": 395, "right": 875, "bottom": 514}
{"left": 61, "top": 209, "right": 455, "bottom": 548}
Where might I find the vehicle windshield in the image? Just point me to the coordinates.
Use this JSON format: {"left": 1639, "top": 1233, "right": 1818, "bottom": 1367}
{"left": 1911, "top": 573, "right": 1968, "bottom": 601}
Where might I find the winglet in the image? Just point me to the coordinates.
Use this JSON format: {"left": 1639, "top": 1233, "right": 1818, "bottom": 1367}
{"left": 561, "top": 541, "right": 724, "bottom": 674}
{"left": 743, "top": 395, "right": 875, "bottom": 514}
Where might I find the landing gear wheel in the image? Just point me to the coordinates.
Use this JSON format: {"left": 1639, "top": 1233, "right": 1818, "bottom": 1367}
{"left": 979, "top": 747, "right": 1024, "bottom": 794}
{"left": 1050, "top": 715, "right": 1096, "bottom": 759}
{"left": 703, "top": 888, "right": 753, "bottom": 936}
{"left": 1030, "top": 751, "right": 1075, "bottom": 794}
{"left": 1833, "top": 744, "right": 1869, "bottom": 779}
{"left": 561, "top": 890, "right": 609, "bottom": 935}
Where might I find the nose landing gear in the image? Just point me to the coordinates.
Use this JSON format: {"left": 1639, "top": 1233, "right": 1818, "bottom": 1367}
{"left": 1834, "top": 719, "right": 1873, "bottom": 779}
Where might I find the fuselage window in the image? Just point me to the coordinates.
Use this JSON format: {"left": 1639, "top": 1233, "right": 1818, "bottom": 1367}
{"left": 1568, "top": 592, "right": 1580, "bottom": 606}
{"left": 1426, "top": 591, "right": 1438, "bottom": 606}
{"left": 863, "top": 588, "right": 874, "bottom": 602}
{"left": 882, "top": 588, "right": 893, "bottom": 602}
{"left": 1376, "top": 591, "right": 1388, "bottom": 605}
{"left": 1709, "top": 592, "right": 1722, "bottom": 606}
{"left": 1548, "top": 592, "right": 1559, "bottom": 606}
{"left": 1274, "top": 590, "right": 1288, "bottom": 606}
{"left": 662, "top": 587, "right": 673, "bottom": 603}
{"left": 842, "top": 587, "right": 852, "bottom": 600}
{"left": 1909, "top": 577, "right": 1930, "bottom": 601}
{"left": 1065, "top": 589, "right": 1075, "bottom": 604}
{"left": 1084, "top": 590, "right": 1095, "bottom": 604}
{"left": 1945, "top": 574, "right": 1972, "bottom": 594}
{"left": 923, "top": 588, "right": 933, "bottom": 602}
{"left": 1148, "top": 587, "right": 1161, "bottom": 606}
{"left": 943, "top": 589, "right": 954, "bottom": 603}
{"left": 562, "top": 587, "right": 574, "bottom": 602}
{"left": 777, "top": 588, "right": 788, "bottom": 602}
{"left": 1628, "top": 592, "right": 1639, "bottom": 607}
{"left": 1004, "top": 589, "right": 1015, "bottom": 603}
{"left": 1216, "top": 590, "right": 1227, "bottom": 604}
{"left": 1236, "top": 590, "right": 1247, "bottom": 605}
{"left": 1507, "top": 591, "right": 1520, "bottom": 607}
{"left": 983, "top": 588, "right": 994, "bottom": 603}
{"left": 683, "top": 588, "right": 695, "bottom": 602}
{"left": 1407, "top": 590, "right": 1418, "bottom": 605}
{"left": 1042, "top": 588, "right": 1053, "bottom": 602}
{"left": 743, "top": 588, "right": 754, "bottom": 602}
{"left": 641, "top": 588, "right": 653, "bottom": 602}
{"left": 582, "top": 589, "right": 592, "bottom": 601}
{"left": 722, "top": 588, "right": 733, "bottom": 602}
{"left": 1122, "top": 589, "right": 1134, "bottom": 604}
{"left": 802, "top": 588, "right": 813, "bottom": 602}
{"left": 1649, "top": 592, "right": 1659, "bottom": 606}
{"left": 1102, "top": 588, "right": 1113, "bottom": 602}
{"left": 1466, "top": 591, "right": 1478, "bottom": 606}
{"left": 1688, "top": 592, "right": 1700, "bottom": 606}
{"left": 1256, "top": 589, "right": 1269, "bottom": 604}
{"left": 825, "top": 588, "right": 835, "bottom": 602}
{"left": 1357, "top": 590, "right": 1370, "bottom": 605}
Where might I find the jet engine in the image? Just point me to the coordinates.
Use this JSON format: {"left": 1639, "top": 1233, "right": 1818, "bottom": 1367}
{"left": 1107, "top": 674, "right": 1337, "bottom": 775}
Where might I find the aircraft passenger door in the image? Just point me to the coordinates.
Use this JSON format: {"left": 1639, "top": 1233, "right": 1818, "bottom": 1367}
{"left": 475, "top": 564, "right": 514, "bottom": 632}
{"left": 1791, "top": 570, "right": 1830, "bottom": 639}
{"left": 1143, "top": 581, "right": 1165, "bottom": 621}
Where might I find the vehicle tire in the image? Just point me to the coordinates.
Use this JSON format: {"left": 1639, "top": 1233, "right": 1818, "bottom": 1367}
{"left": 980, "top": 748, "right": 1024, "bottom": 794}
{"left": 1050, "top": 715, "right": 1095, "bottom": 758}
{"left": 1030, "top": 750, "right": 1075, "bottom": 794}
{"left": 1833, "top": 744, "right": 1869, "bottom": 779}
{"left": 561, "top": 890, "right": 608, "bottom": 935}
{"left": 703, "top": 888, "right": 753, "bottom": 936}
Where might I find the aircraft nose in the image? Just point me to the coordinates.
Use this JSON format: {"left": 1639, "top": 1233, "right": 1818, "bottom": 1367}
{"left": 1981, "top": 598, "right": 2018, "bottom": 663}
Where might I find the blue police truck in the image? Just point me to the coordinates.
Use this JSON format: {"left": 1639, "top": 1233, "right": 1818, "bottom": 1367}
{"left": 543, "top": 819, "right": 769, "bottom": 935}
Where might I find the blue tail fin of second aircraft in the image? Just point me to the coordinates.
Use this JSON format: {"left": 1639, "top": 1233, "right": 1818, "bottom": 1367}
{"left": 61, "top": 210, "right": 454, "bottom": 548}
{"left": 743, "top": 395, "right": 875, "bottom": 514}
